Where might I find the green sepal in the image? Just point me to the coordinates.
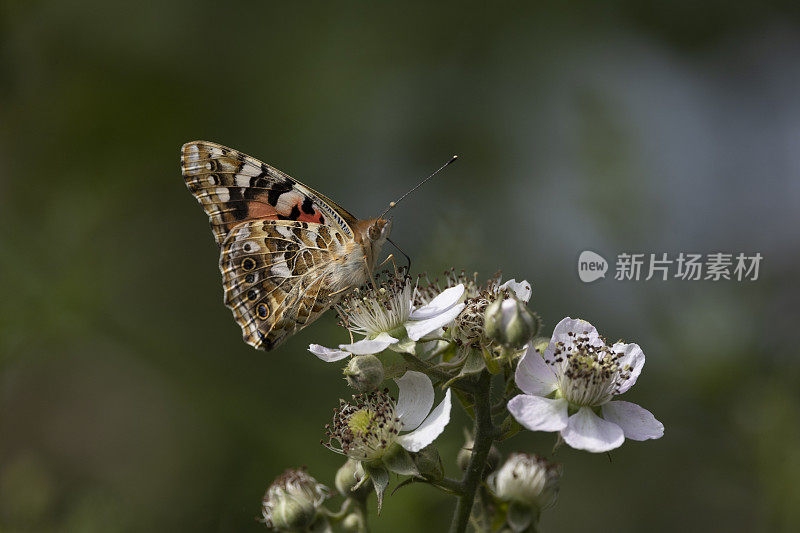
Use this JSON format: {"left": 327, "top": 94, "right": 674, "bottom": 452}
{"left": 389, "top": 336, "right": 417, "bottom": 354}
{"left": 382, "top": 443, "right": 419, "bottom": 477}
{"left": 308, "top": 515, "right": 334, "bottom": 533}
{"left": 507, "top": 501, "right": 538, "bottom": 532}
{"left": 412, "top": 444, "right": 444, "bottom": 481}
{"left": 452, "top": 387, "right": 475, "bottom": 418}
{"left": 364, "top": 463, "right": 390, "bottom": 513}
{"left": 414, "top": 339, "right": 452, "bottom": 360}
{"left": 442, "top": 349, "right": 484, "bottom": 389}
{"left": 482, "top": 347, "right": 504, "bottom": 374}
{"left": 496, "top": 414, "right": 522, "bottom": 441}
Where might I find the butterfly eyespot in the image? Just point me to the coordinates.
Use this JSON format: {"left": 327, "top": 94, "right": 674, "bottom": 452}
{"left": 243, "top": 243, "right": 252, "bottom": 252}
{"left": 245, "top": 273, "right": 255, "bottom": 284}
{"left": 247, "top": 289, "right": 258, "bottom": 301}
{"left": 256, "top": 303, "right": 270, "bottom": 319}
{"left": 206, "top": 174, "right": 219, "bottom": 185}
{"left": 241, "top": 257, "right": 256, "bottom": 271}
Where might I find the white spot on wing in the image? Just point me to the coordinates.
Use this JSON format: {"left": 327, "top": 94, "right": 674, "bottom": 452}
{"left": 185, "top": 144, "right": 200, "bottom": 163}
{"left": 215, "top": 187, "right": 230, "bottom": 202}
{"left": 271, "top": 261, "right": 292, "bottom": 278}
{"left": 276, "top": 225, "right": 293, "bottom": 239}
{"left": 276, "top": 190, "right": 305, "bottom": 213}
{"left": 235, "top": 174, "right": 250, "bottom": 187}
{"left": 236, "top": 163, "right": 263, "bottom": 178}
{"left": 243, "top": 240, "right": 261, "bottom": 252}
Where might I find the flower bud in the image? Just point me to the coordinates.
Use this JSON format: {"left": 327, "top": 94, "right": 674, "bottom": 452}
{"left": 335, "top": 459, "right": 372, "bottom": 500}
{"left": 487, "top": 453, "right": 561, "bottom": 510}
{"left": 341, "top": 512, "right": 365, "bottom": 532}
{"left": 484, "top": 297, "right": 539, "bottom": 350}
{"left": 343, "top": 355, "right": 384, "bottom": 391}
{"left": 261, "top": 468, "right": 329, "bottom": 531}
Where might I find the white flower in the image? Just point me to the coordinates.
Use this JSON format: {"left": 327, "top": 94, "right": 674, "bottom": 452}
{"left": 308, "top": 281, "right": 465, "bottom": 362}
{"left": 323, "top": 371, "right": 452, "bottom": 461}
{"left": 260, "top": 468, "right": 329, "bottom": 531}
{"left": 488, "top": 452, "right": 561, "bottom": 509}
{"left": 507, "top": 317, "right": 664, "bottom": 453}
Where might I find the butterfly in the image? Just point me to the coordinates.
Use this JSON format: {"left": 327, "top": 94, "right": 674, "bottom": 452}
{"left": 182, "top": 141, "right": 392, "bottom": 351}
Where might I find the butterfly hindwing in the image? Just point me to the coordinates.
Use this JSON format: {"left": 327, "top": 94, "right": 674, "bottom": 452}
{"left": 182, "top": 140, "right": 358, "bottom": 245}
{"left": 220, "top": 218, "right": 351, "bottom": 350}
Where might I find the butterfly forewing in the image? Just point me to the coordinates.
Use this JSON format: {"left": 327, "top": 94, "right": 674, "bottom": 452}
{"left": 181, "top": 141, "right": 358, "bottom": 245}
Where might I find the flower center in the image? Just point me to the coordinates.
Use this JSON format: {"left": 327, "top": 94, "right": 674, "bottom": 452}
{"left": 324, "top": 389, "right": 402, "bottom": 462}
{"left": 337, "top": 275, "right": 412, "bottom": 337}
{"left": 551, "top": 333, "right": 632, "bottom": 407}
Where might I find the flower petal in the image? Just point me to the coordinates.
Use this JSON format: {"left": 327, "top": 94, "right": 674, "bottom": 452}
{"left": 542, "top": 317, "right": 603, "bottom": 365}
{"left": 339, "top": 332, "right": 398, "bottom": 355}
{"left": 395, "top": 371, "right": 434, "bottom": 431}
{"left": 602, "top": 401, "right": 664, "bottom": 441}
{"left": 611, "top": 342, "right": 645, "bottom": 394}
{"left": 409, "top": 284, "right": 465, "bottom": 320}
{"left": 561, "top": 407, "right": 624, "bottom": 452}
{"left": 406, "top": 303, "right": 465, "bottom": 341}
{"left": 500, "top": 279, "right": 532, "bottom": 303}
{"left": 506, "top": 395, "right": 568, "bottom": 432}
{"left": 397, "top": 388, "right": 452, "bottom": 452}
{"left": 515, "top": 345, "right": 558, "bottom": 396}
{"left": 308, "top": 344, "right": 351, "bottom": 362}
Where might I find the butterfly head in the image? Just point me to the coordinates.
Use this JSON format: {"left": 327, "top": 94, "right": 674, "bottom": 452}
{"left": 368, "top": 218, "right": 392, "bottom": 244}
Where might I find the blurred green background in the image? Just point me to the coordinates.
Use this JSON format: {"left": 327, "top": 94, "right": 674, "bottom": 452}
{"left": 2, "top": 1, "right": 800, "bottom": 531}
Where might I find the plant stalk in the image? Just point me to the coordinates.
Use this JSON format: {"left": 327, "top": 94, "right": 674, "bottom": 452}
{"left": 449, "top": 370, "right": 494, "bottom": 533}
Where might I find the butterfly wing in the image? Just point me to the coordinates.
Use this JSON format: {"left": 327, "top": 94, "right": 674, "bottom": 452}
{"left": 220, "top": 219, "right": 355, "bottom": 350}
{"left": 182, "top": 140, "right": 359, "bottom": 245}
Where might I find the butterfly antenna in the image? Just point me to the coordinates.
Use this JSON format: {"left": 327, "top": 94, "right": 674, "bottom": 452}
{"left": 378, "top": 155, "right": 458, "bottom": 219}
{"left": 387, "top": 238, "right": 412, "bottom": 274}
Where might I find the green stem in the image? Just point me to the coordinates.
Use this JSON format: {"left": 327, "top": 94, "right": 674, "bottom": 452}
{"left": 400, "top": 353, "right": 476, "bottom": 393}
{"left": 449, "top": 371, "right": 494, "bottom": 533}
{"left": 431, "top": 476, "right": 464, "bottom": 495}
{"left": 352, "top": 497, "right": 370, "bottom": 533}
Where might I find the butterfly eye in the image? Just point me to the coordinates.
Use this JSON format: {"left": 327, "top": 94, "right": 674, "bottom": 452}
{"left": 241, "top": 258, "right": 256, "bottom": 271}
{"left": 256, "top": 303, "right": 270, "bottom": 319}
{"left": 369, "top": 220, "right": 387, "bottom": 241}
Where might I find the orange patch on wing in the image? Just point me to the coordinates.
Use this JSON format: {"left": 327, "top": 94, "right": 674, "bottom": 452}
{"left": 297, "top": 209, "right": 325, "bottom": 224}
{"left": 246, "top": 201, "right": 279, "bottom": 219}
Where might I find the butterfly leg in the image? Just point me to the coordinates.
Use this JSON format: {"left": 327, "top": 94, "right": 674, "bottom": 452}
{"left": 362, "top": 255, "right": 378, "bottom": 290}
{"left": 378, "top": 253, "right": 395, "bottom": 269}
{"left": 378, "top": 253, "right": 406, "bottom": 280}
{"left": 329, "top": 285, "right": 353, "bottom": 297}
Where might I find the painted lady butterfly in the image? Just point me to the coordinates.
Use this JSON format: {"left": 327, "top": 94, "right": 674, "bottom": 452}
{"left": 182, "top": 141, "right": 391, "bottom": 351}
